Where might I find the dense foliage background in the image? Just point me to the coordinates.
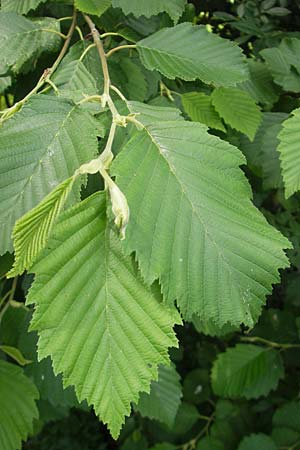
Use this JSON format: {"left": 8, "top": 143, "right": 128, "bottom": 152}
{"left": 1, "top": 0, "right": 300, "bottom": 449}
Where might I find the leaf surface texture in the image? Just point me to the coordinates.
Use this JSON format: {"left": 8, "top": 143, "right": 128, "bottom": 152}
{"left": 27, "top": 192, "right": 180, "bottom": 438}
{"left": 113, "top": 112, "right": 290, "bottom": 326}
{"left": 0, "top": 95, "right": 99, "bottom": 253}
{"left": 137, "top": 23, "right": 248, "bottom": 86}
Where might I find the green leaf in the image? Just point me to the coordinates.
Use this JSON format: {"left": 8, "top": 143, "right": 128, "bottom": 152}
{"left": 181, "top": 92, "right": 225, "bottom": 132}
{"left": 261, "top": 123, "right": 284, "bottom": 189}
{"left": 272, "top": 427, "right": 300, "bottom": 448}
{"left": 120, "top": 431, "right": 148, "bottom": 450}
{"left": 1, "top": 0, "right": 46, "bottom": 14}
{"left": 112, "top": 0, "right": 186, "bottom": 23}
{"left": 239, "top": 112, "right": 287, "bottom": 170}
{"left": 0, "top": 95, "right": 100, "bottom": 254}
{"left": 267, "top": 7, "right": 291, "bottom": 16}
{"left": 149, "top": 445, "right": 176, "bottom": 450}
{"left": 128, "top": 100, "right": 183, "bottom": 125}
{"left": 0, "top": 12, "right": 61, "bottom": 74}
{"left": 9, "top": 177, "right": 75, "bottom": 277}
{"left": 136, "top": 364, "right": 182, "bottom": 428}
{"left": 278, "top": 108, "right": 300, "bottom": 198}
{"left": 183, "top": 369, "right": 211, "bottom": 405}
{"left": 192, "top": 316, "right": 238, "bottom": 337}
{"left": 211, "top": 87, "right": 262, "bottom": 141}
{"left": 210, "top": 399, "right": 250, "bottom": 449}
{"left": 112, "top": 111, "right": 290, "bottom": 326}
{"left": 74, "top": 0, "right": 111, "bottom": 16}
{"left": 196, "top": 437, "right": 225, "bottom": 450}
{"left": 52, "top": 59, "right": 99, "bottom": 103}
{"left": 211, "top": 344, "right": 284, "bottom": 399}
{"left": 273, "top": 401, "right": 300, "bottom": 432}
{"left": 237, "top": 434, "right": 277, "bottom": 450}
{"left": 117, "top": 57, "right": 148, "bottom": 102}
{"left": 27, "top": 192, "right": 181, "bottom": 439}
{"left": 237, "top": 60, "right": 279, "bottom": 106}
{"left": 261, "top": 38, "right": 300, "bottom": 92}
{"left": 171, "top": 402, "right": 199, "bottom": 435}
{"left": 0, "top": 345, "right": 31, "bottom": 366}
{"left": 0, "top": 360, "right": 39, "bottom": 450}
{"left": 137, "top": 23, "right": 248, "bottom": 86}
{"left": 17, "top": 312, "right": 78, "bottom": 408}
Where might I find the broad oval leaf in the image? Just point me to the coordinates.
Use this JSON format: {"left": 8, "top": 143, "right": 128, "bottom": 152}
{"left": 112, "top": 111, "right": 291, "bottom": 326}
{"left": 211, "top": 344, "right": 284, "bottom": 399}
{"left": 27, "top": 192, "right": 181, "bottom": 438}
{"left": 0, "top": 360, "right": 39, "bottom": 450}
{"left": 137, "top": 23, "right": 248, "bottom": 86}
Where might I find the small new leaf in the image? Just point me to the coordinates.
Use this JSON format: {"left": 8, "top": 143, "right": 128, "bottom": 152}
{"left": 9, "top": 176, "right": 75, "bottom": 277}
